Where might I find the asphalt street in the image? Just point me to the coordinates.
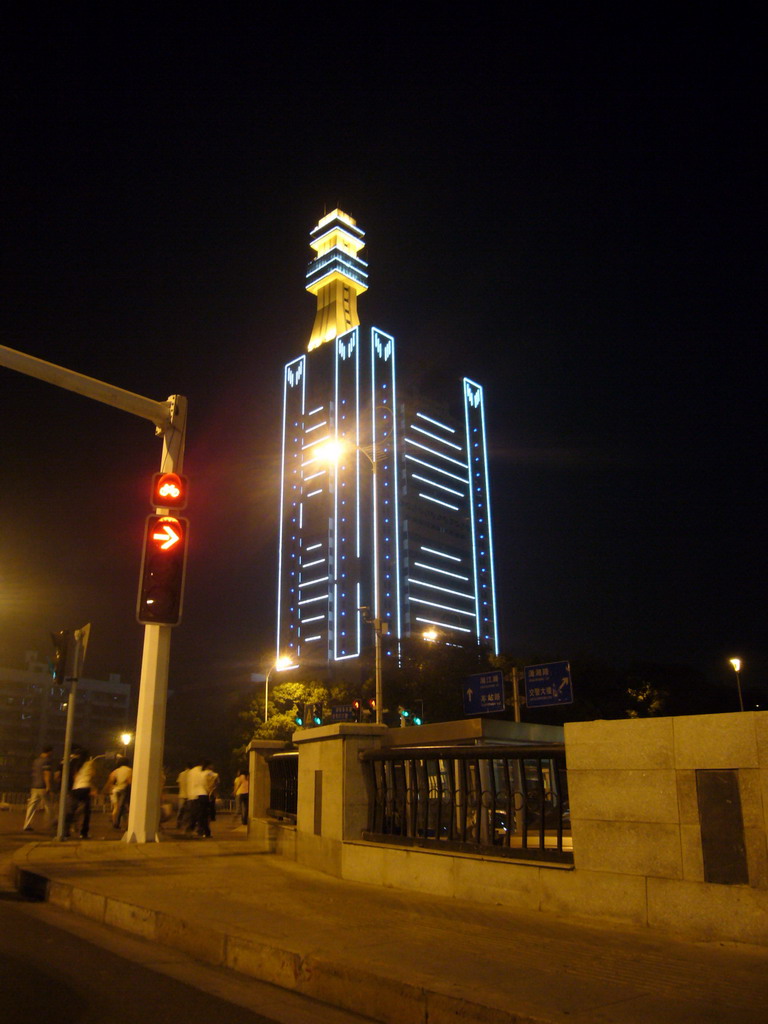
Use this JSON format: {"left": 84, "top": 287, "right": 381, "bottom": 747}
{"left": 0, "top": 806, "right": 371, "bottom": 1024}
{"left": 0, "top": 891, "right": 374, "bottom": 1024}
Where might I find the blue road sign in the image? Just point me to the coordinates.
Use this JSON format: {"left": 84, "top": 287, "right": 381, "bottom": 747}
{"left": 331, "top": 704, "right": 359, "bottom": 723}
{"left": 463, "top": 670, "right": 505, "bottom": 715}
{"left": 524, "top": 662, "right": 574, "bottom": 708}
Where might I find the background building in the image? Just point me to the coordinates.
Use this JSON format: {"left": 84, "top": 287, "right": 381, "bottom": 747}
{"left": 276, "top": 210, "right": 498, "bottom": 673}
{"left": 0, "top": 651, "right": 131, "bottom": 792}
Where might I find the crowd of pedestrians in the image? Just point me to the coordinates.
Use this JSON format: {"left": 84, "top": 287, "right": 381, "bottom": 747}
{"left": 174, "top": 760, "right": 249, "bottom": 836}
{"left": 22, "top": 744, "right": 133, "bottom": 838}
{"left": 22, "top": 746, "right": 249, "bottom": 839}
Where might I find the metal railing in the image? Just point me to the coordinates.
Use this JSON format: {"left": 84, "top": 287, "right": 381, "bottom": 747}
{"left": 267, "top": 751, "right": 298, "bottom": 822}
{"left": 360, "top": 744, "right": 572, "bottom": 863}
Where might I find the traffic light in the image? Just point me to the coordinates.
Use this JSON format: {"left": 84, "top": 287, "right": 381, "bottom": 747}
{"left": 51, "top": 630, "right": 72, "bottom": 686}
{"left": 294, "top": 703, "right": 305, "bottom": 727}
{"left": 352, "top": 699, "right": 361, "bottom": 722}
{"left": 398, "top": 706, "right": 423, "bottom": 726}
{"left": 137, "top": 514, "right": 189, "bottom": 626}
{"left": 311, "top": 702, "right": 323, "bottom": 726}
{"left": 151, "top": 472, "right": 189, "bottom": 510}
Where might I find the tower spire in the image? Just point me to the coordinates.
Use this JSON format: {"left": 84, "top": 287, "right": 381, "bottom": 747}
{"left": 306, "top": 209, "right": 368, "bottom": 351}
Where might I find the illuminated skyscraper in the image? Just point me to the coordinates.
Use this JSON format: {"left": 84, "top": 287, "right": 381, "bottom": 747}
{"left": 276, "top": 210, "right": 498, "bottom": 670}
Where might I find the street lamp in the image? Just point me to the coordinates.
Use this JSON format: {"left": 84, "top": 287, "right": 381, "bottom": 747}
{"left": 320, "top": 438, "right": 386, "bottom": 725}
{"left": 728, "top": 658, "right": 745, "bottom": 712}
{"left": 120, "top": 732, "right": 133, "bottom": 756}
{"left": 265, "top": 657, "right": 296, "bottom": 723}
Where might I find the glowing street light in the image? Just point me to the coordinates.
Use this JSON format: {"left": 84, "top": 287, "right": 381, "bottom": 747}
{"left": 265, "top": 657, "right": 297, "bottom": 723}
{"left": 728, "top": 658, "right": 745, "bottom": 712}
{"left": 120, "top": 732, "right": 133, "bottom": 752}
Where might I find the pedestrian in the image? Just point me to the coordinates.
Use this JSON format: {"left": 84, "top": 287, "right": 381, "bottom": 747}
{"left": 103, "top": 756, "right": 132, "bottom": 830}
{"left": 176, "top": 762, "right": 191, "bottom": 828}
{"left": 186, "top": 758, "right": 214, "bottom": 837}
{"left": 207, "top": 763, "right": 219, "bottom": 823}
{"left": 233, "top": 769, "right": 249, "bottom": 825}
{"left": 67, "top": 749, "right": 96, "bottom": 839}
{"left": 23, "top": 745, "right": 54, "bottom": 832}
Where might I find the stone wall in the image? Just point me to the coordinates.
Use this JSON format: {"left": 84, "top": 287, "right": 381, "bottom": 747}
{"left": 249, "top": 713, "right": 768, "bottom": 946}
{"left": 565, "top": 711, "right": 768, "bottom": 943}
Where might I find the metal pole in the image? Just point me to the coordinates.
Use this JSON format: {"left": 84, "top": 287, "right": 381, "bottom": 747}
{"left": 511, "top": 667, "right": 522, "bottom": 723}
{"left": 0, "top": 343, "right": 171, "bottom": 430}
{"left": 55, "top": 680, "right": 76, "bottom": 840}
{"left": 735, "top": 671, "right": 744, "bottom": 712}
{"left": 265, "top": 667, "right": 272, "bottom": 723}
{"left": 124, "top": 395, "right": 187, "bottom": 843}
{"left": 55, "top": 625, "right": 89, "bottom": 840}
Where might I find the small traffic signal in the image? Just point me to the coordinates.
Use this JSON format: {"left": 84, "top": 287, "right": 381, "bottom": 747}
{"left": 311, "top": 702, "right": 323, "bottom": 726}
{"left": 151, "top": 472, "right": 189, "bottom": 510}
{"left": 352, "top": 699, "right": 361, "bottom": 722}
{"left": 137, "top": 514, "right": 189, "bottom": 626}
{"left": 51, "top": 630, "right": 72, "bottom": 685}
{"left": 294, "top": 703, "right": 305, "bottom": 727}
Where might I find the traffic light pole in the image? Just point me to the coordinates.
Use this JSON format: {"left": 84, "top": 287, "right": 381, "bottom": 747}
{"left": 124, "top": 394, "right": 186, "bottom": 843}
{"left": 55, "top": 624, "right": 90, "bottom": 841}
{"left": 0, "top": 343, "right": 187, "bottom": 844}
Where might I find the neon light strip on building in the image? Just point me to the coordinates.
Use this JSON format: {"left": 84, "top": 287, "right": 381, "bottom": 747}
{"left": 416, "top": 412, "right": 456, "bottom": 433}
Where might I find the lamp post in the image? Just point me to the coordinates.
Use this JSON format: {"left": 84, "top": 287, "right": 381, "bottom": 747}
{"left": 320, "top": 438, "right": 386, "bottom": 725}
{"left": 120, "top": 732, "right": 133, "bottom": 757}
{"left": 729, "top": 658, "right": 745, "bottom": 712}
{"left": 265, "top": 657, "right": 296, "bottom": 723}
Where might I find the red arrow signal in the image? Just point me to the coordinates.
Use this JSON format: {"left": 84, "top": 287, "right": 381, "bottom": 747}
{"left": 137, "top": 514, "right": 190, "bottom": 626}
{"left": 152, "top": 519, "right": 181, "bottom": 549}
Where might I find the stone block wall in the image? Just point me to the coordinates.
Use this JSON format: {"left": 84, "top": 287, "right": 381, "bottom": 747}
{"left": 565, "top": 711, "right": 768, "bottom": 943}
{"left": 251, "top": 713, "right": 768, "bottom": 945}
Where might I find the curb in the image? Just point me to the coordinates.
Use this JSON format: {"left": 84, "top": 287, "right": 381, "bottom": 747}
{"left": 16, "top": 864, "right": 551, "bottom": 1024}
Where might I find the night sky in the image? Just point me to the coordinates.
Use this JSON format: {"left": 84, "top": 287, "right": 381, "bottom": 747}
{"left": 1, "top": 11, "right": 764, "bottom": 722}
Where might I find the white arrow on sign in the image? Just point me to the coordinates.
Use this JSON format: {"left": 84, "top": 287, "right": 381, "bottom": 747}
{"left": 153, "top": 523, "right": 181, "bottom": 549}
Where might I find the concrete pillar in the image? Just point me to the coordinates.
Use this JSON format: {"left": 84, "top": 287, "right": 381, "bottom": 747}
{"left": 291, "top": 723, "right": 388, "bottom": 875}
{"left": 247, "top": 740, "right": 290, "bottom": 822}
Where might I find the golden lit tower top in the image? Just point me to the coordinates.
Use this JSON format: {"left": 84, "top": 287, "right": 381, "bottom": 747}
{"left": 306, "top": 209, "right": 368, "bottom": 351}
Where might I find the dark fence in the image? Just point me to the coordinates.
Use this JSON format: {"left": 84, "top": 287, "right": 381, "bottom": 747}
{"left": 267, "top": 751, "right": 298, "bottom": 821}
{"left": 360, "top": 744, "right": 572, "bottom": 863}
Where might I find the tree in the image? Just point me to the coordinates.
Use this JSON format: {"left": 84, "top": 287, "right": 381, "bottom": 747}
{"left": 385, "top": 637, "right": 494, "bottom": 724}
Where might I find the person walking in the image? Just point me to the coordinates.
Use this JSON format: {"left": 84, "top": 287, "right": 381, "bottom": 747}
{"left": 67, "top": 749, "right": 96, "bottom": 839}
{"left": 103, "top": 757, "right": 132, "bottom": 830}
{"left": 23, "top": 745, "right": 54, "bottom": 832}
{"left": 207, "top": 763, "right": 219, "bottom": 823}
{"left": 233, "top": 770, "right": 249, "bottom": 825}
{"left": 176, "top": 762, "right": 191, "bottom": 829}
{"left": 186, "top": 759, "right": 214, "bottom": 837}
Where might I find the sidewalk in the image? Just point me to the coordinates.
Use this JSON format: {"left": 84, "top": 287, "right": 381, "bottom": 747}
{"left": 7, "top": 825, "right": 768, "bottom": 1024}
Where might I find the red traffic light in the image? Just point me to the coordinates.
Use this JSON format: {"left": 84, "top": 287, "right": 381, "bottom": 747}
{"left": 137, "top": 514, "right": 189, "bottom": 626}
{"left": 151, "top": 472, "right": 188, "bottom": 509}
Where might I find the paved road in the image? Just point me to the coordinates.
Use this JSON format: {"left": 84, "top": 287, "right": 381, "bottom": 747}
{"left": 1, "top": 807, "right": 371, "bottom": 1024}
{"left": 0, "top": 886, "right": 373, "bottom": 1024}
